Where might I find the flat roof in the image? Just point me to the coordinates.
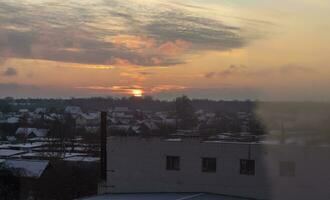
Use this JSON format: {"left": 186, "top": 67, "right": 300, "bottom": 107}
{"left": 8, "top": 142, "right": 46, "bottom": 148}
{"left": 0, "top": 149, "right": 25, "bottom": 157}
{"left": 64, "top": 156, "right": 100, "bottom": 162}
{"left": 80, "top": 193, "right": 248, "bottom": 200}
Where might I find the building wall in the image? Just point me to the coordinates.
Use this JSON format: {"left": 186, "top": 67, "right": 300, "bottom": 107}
{"left": 101, "top": 137, "right": 330, "bottom": 200}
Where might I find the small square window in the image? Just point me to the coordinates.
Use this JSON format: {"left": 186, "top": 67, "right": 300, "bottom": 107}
{"left": 240, "top": 159, "right": 255, "bottom": 175}
{"left": 166, "top": 156, "right": 180, "bottom": 171}
{"left": 202, "top": 157, "right": 217, "bottom": 173}
{"left": 279, "top": 161, "right": 295, "bottom": 177}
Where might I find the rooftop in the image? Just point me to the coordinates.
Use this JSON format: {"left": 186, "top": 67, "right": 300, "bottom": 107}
{"left": 80, "top": 193, "right": 248, "bottom": 200}
{"left": 0, "top": 149, "right": 25, "bottom": 157}
{"left": 2, "top": 159, "right": 49, "bottom": 178}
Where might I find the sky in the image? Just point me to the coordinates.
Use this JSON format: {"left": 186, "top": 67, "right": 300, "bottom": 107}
{"left": 0, "top": 0, "right": 329, "bottom": 100}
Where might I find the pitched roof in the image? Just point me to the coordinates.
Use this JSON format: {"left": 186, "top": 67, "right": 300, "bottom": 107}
{"left": 2, "top": 159, "right": 49, "bottom": 178}
{"left": 15, "top": 128, "right": 48, "bottom": 137}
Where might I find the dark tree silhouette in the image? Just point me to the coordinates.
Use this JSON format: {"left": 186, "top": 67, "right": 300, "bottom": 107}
{"left": 175, "top": 95, "right": 197, "bottom": 129}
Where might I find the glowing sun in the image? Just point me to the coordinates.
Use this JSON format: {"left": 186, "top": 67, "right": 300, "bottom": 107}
{"left": 132, "top": 89, "right": 143, "bottom": 97}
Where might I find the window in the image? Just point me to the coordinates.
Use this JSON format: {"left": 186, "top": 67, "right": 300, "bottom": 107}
{"left": 279, "top": 161, "right": 295, "bottom": 177}
{"left": 240, "top": 159, "right": 255, "bottom": 175}
{"left": 202, "top": 157, "right": 217, "bottom": 173}
{"left": 166, "top": 156, "right": 180, "bottom": 171}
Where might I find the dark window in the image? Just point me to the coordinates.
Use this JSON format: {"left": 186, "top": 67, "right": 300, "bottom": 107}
{"left": 240, "top": 159, "right": 255, "bottom": 175}
{"left": 279, "top": 161, "right": 295, "bottom": 177}
{"left": 166, "top": 156, "right": 180, "bottom": 171}
{"left": 202, "top": 157, "right": 217, "bottom": 173}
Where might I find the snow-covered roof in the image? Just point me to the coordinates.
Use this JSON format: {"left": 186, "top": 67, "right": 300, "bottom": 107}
{"left": 15, "top": 128, "right": 48, "bottom": 138}
{"left": 8, "top": 142, "right": 46, "bottom": 149}
{"left": 0, "top": 144, "right": 11, "bottom": 149}
{"left": 34, "top": 108, "right": 46, "bottom": 113}
{"left": 6, "top": 117, "right": 19, "bottom": 124}
{"left": 79, "top": 113, "right": 99, "bottom": 120}
{"left": 80, "top": 193, "right": 249, "bottom": 200}
{"left": 6, "top": 136, "right": 16, "bottom": 142}
{"left": 141, "top": 120, "right": 159, "bottom": 130}
{"left": 0, "top": 149, "right": 25, "bottom": 157}
{"left": 165, "top": 138, "right": 182, "bottom": 142}
{"left": 21, "top": 152, "right": 87, "bottom": 159}
{"left": 64, "top": 156, "right": 100, "bottom": 162}
{"left": 65, "top": 106, "right": 82, "bottom": 114}
{"left": 3, "top": 159, "right": 49, "bottom": 178}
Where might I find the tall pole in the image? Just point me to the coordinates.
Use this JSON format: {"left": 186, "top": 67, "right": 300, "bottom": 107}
{"left": 100, "top": 111, "right": 107, "bottom": 181}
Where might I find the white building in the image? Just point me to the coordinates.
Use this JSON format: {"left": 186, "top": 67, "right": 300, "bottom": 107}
{"left": 99, "top": 137, "right": 330, "bottom": 200}
{"left": 64, "top": 106, "right": 83, "bottom": 115}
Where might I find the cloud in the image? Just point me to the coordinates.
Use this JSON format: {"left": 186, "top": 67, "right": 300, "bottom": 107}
{"left": 76, "top": 84, "right": 187, "bottom": 95}
{"left": 138, "top": 71, "right": 154, "bottom": 76}
{"left": 76, "top": 85, "right": 143, "bottom": 96}
{"left": 205, "top": 64, "right": 315, "bottom": 79}
{"left": 0, "top": 83, "right": 39, "bottom": 97}
{"left": 111, "top": 35, "right": 156, "bottom": 50}
{"left": 205, "top": 64, "right": 247, "bottom": 78}
{"left": 154, "top": 86, "right": 262, "bottom": 100}
{"left": 0, "top": 83, "right": 95, "bottom": 98}
{"left": 246, "top": 65, "right": 316, "bottom": 77}
{"left": 144, "top": 12, "right": 244, "bottom": 51}
{"left": 0, "top": 0, "right": 268, "bottom": 67}
{"left": 0, "top": 57, "right": 6, "bottom": 65}
{"left": 2, "top": 67, "right": 18, "bottom": 76}
{"left": 205, "top": 72, "right": 217, "bottom": 78}
{"left": 149, "top": 85, "right": 187, "bottom": 93}
{"left": 279, "top": 65, "right": 315, "bottom": 74}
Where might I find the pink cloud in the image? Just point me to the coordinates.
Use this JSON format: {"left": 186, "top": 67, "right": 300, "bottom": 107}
{"left": 158, "top": 39, "right": 191, "bottom": 56}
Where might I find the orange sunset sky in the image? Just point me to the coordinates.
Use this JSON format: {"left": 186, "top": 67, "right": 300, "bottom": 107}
{"left": 0, "top": 0, "right": 329, "bottom": 100}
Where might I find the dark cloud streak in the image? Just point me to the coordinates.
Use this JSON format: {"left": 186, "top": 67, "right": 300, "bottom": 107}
{"left": 2, "top": 67, "right": 18, "bottom": 76}
{"left": 0, "top": 0, "right": 268, "bottom": 67}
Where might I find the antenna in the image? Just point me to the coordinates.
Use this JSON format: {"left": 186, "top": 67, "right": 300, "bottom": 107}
{"left": 100, "top": 111, "right": 107, "bottom": 181}
{"left": 281, "top": 121, "right": 285, "bottom": 144}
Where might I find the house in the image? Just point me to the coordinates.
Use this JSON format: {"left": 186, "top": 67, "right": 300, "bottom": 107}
{"left": 44, "top": 113, "right": 62, "bottom": 121}
{"left": 34, "top": 108, "right": 46, "bottom": 114}
{"left": 6, "top": 117, "right": 19, "bottom": 124}
{"left": 15, "top": 128, "right": 48, "bottom": 138}
{"left": 18, "top": 109, "right": 29, "bottom": 114}
{"left": 137, "top": 120, "right": 159, "bottom": 135}
{"left": 109, "top": 107, "right": 134, "bottom": 120}
{"left": 76, "top": 113, "right": 99, "bottom": 128}
{"left": 0, "top": 159, "right": 50, "bottom": 199}
{"left": 64, "top": 106, "right": 82, "bottom": 115}
{"left": 6, "top": 136, "right": 16, "bottom": 142}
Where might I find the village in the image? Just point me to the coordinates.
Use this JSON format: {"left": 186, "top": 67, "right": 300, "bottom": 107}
{"left": 0, "top": 97, "right": 267, "bottom": 199}
{"left": 1, "top": 98, "right": 329, "bottom": 199}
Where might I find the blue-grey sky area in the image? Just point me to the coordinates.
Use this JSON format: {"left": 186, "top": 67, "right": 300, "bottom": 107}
{"left": 0, "top": 0, "right": 329, "bottom": 100}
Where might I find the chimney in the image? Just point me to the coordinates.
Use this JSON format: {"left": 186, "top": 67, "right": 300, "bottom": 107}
{"left": 280, "top": 121, "right": 286, "bottom": 144}
{"left": 100, "top": 111, "right": 107, "bottom": 181}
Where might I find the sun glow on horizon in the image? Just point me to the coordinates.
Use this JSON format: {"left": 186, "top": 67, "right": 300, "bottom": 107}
{"left": 132, "top": 89, "right": 143, "bottom": 97}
